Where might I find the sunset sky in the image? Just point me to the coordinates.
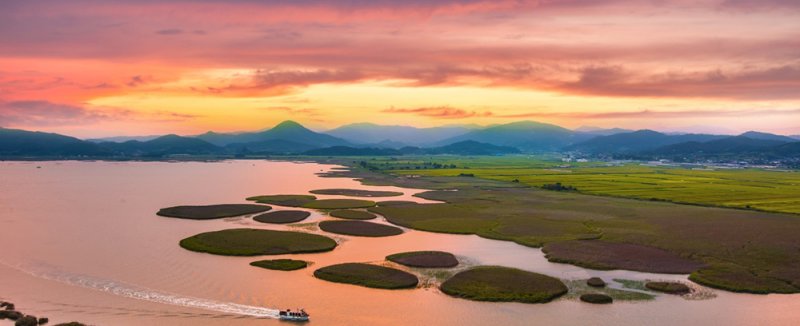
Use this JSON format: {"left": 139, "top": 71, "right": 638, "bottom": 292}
{"left": 1, "top": 0, "right": 799, "bottom": 138}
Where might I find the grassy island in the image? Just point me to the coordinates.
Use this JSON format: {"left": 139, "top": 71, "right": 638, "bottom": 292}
{"left": 319, "top": 220, "right": 403, "bottom": 237}
{"left": 580, "top": 293, "right": 613, "bottom": 304}
{"left": 314, "top": 263, "right": 419, "bottom": 289}
{"left": 157, "top": 204, "right": 271, "bottom": 219}
{"left": 253, "top": 210, "right": 311, "bottom": 224}
{"left": 250, "top": 259, "right": 308, "bottom": 271}
{"left": 386, "top": 251, "right": 459, "bottom": 268}
{"left": 302, "top": 199, "right": 376, "bottom": 209}
{"left": 542, "top": 240, "right": 705, "bottom": 274}
{"left": 645, "top": 282, "right": 691, "bottom": 294}
{"left": 440, "top": 266, "right": 568, "bottom": 303}
{"left": 180, "top": 228, "right": 337, "bottom": 256}
{"left": 310, "top": 188, "right": 403, "bottom": 197}
{"left": 246, "top": 195, "right": 317, "bottom": 207}
{"left": 329, "top": 209, "right": 377, "bottom": 220}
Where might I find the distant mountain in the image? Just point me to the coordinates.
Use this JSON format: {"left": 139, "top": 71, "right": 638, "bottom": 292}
{"left": 422, "top": 140, "right": 520, "bottom": 155}
{"left": 439, "top": 121, "right": 583, "bottom": 151}
{"left": 568, "top": 130, "right": 727, "bottom": 154}
{"left": 100, "top": 134, "right": 220, "bottom": 156}
{"left": 224, "top": 139, "right": 319, "bottom": 154}
{"left": 326, "top": 123, "right": 473, "bottom": 146}
{"left": 356, "top": 139, "right": 409, "bottom": 149}
{"left": 86, "top": 135, "right": 162, "bottom": 143}
{"left": 303, "top": 146, "right": 401, "bottom": 156}
{"left": 197, "top": 120, "right": 350, "bottom": 148}
{"left": 0, "top": 127, "right": 107, "bottom": 157}
{"left": 651, "top": 136, "right": 788, "bottom": 155}
{"left": 791, "top": 135, "right": 800, "bottom": 140}
{"left": 574, "top": 126, "right": 632, "bottom": 136}
{"left": 305, "top": 141, "right": 520, "bottom": 156}
{"left": 739, "top": 131, "right": 797, "bottom": 143}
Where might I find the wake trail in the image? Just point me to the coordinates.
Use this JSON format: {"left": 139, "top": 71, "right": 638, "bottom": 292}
{"left": 0, "top": 260, "right": 280, "bottom": 319}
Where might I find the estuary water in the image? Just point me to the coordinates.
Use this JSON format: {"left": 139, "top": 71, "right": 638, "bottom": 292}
{"left": 1, "top": 160, "right": 799, "bottom": 325}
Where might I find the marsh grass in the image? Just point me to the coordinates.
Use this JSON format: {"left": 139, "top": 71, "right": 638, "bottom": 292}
{"left": 440, "top": 266, "right": 567, "bottom": 303}
{"left": 157, "top": 204, "right": 271, "bottom": 219}
{"left": 314, "top": 263, "right": 418, "bottom": 289}
{"left": 179, "top": 228, "right": 337, "bottom": 256}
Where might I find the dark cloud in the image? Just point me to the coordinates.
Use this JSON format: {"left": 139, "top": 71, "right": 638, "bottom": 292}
{"left": 156, "top": 28, "right": 184, "bottom": 35}
{"left": 383, "top": 106, "right": 493, "bottom": 119}
{"left": 0, "top": 100, "right": 107, "bottom": 126}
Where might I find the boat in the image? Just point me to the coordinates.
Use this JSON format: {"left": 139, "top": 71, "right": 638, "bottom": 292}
{"left": 279, "top": 308, "right": 310, "bottom": 322}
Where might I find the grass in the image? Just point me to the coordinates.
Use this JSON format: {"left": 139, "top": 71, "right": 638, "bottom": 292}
{"left": 355, "top": 156, "right": 800, "bottom": 215}
{"left": 246, "top": 195, "right": 317, "bottom": 207}
{"left": 309, "top": 188, "right": 403, "bottom": 197}
{"left": 253, "top": 210, "right": 310, "bottom": 224}
{"left": 303, "top": 199, "right": 376, "bottom": 209}
{"left": 310, "top": 157, "right": 800, "bottom": 294}
{"left": 157, "top": 204, "right": 271, "bottom": 219}
{"left": 542, "top": 240, "right": 705, "bottom": 274}
{"left": 179, "top": 228, "right": 337, "bottom": 256}
{"left": 645, "top": 282, "right": 691, "bottom": 294}
{"left": 579, "top": 293, "right": 613, "bottom": 304}
{"left": 587, "top": 277, "right": 606, "bottom": 287}
{"left": 250, "top": 259, "right": 308, "bottom": 271}
{"left": 314, "top": 263, "right": 418, "bottom": 289}
{"left": 386, "top": 251, "right": 459, "bottom": 268}
{"left": 318, "top": 220, "right": 403, "bottom": 237}
{"left": 329, "top": 209, "right": 377, "bottom": 220}
{"left": 440, "top": 266, "right": 568, "bottom": 303}
{"left": 565, "top": 279, "right": 654, "bottom": 301}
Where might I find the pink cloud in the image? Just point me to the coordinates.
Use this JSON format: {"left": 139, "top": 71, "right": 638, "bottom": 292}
{"left": 383, "top": 106, "right": 493, "bottom": 119}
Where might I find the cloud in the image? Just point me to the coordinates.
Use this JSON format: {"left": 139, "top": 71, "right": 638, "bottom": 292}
{"left": 0, "top": 100, "right": 109, "bottom": 126}
{"left": 156, "top": 28, "right": 184, "bottom": 35}
{"left": 554, "top": 64, "right": 800, "bottom": 100}
{"left": 500, "top": 108, "right": 800, "bottom": 119}
{"left": 261, "top": 106, "right": 320, "bottom": 116}
{"left": 383, "top": 106, "right": 493, "bottom": 119}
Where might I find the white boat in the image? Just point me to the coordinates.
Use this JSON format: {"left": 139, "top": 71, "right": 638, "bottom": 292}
{"left": 279, "top": 308, "right": 310, "bottom": 322}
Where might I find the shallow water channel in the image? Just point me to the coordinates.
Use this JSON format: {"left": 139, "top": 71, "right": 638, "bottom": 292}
{"left": 1, "top": 160, "right": 799, "bottom": 325}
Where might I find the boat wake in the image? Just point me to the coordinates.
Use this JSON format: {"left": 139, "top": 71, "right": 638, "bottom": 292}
{"left": 1, "top": 260, "right": 280, "bottom": 319}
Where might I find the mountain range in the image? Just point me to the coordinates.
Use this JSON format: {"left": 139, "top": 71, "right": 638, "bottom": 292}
{"left": 1, "top": 121, "right": 798, "bottom": 162}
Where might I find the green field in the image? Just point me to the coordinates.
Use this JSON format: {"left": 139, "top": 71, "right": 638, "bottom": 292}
{"left": 353, "top": 156, "right": 800, "bottom": 215}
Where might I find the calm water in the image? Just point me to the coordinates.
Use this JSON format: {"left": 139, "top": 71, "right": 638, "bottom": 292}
{"left": 1, "top": 160, "right": 799, "bottom": 325}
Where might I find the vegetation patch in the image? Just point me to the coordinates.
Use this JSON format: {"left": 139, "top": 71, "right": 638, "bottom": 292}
{"left": 386, "top": 251, "right": 459, "bottom": 268}
{"left": 253, "top": 210, "right": 311, "bottom": 224}
{"left": 587, "top": 277, "right": 606, "bottom": 287}
{"left": 246, "top": 195, "right": 317, "bottom": 207}
{"left": 329, "top": 209, "right": 377, "bottom": 220}
{"left": 310, "top": 188, "right": 403, "bottom": 197}
{"left": 565, "top": 279, "right": 654, "bottom": 301}
{"left": 645, "top": 281, "right": 691, "bottom": 294}
{"left": 250, "top": 259, "right": 308, "bottom": 271}
{"left": 322, "top": 156, "right": 800, "bottom": 294}
{"left": 179, "top": 228, "right": 337, "bottom": 256}
{"left": 314, "top": 263, "right": 418, "bottom": 289}
{"left": 440, "top": 266, "right": 567, "bottom": 303}
{"left": 376, "top": 200, "right": 417, "bottom": 207}
{"left": 543, "top": 240, "right": 706, "bottom": 274}
{"left": 157, "top": 204, "right": 271, "bottom": 219}
{"left": 303, "top": 199, "right": 376, "bottom": 209}
{"left": 580, "top": 293, "right": 613, "bottom": 304}
{"left": 319, "top": 220, "right": 403, "bottom": 237}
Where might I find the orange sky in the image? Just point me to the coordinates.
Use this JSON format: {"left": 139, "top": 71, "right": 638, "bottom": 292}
{"left": 1, "top": 0, "right": 799, "bottom": 138}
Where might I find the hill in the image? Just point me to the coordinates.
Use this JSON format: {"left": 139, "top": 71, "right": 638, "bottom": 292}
{"left": 568, "top": 130, "right": 726, "bottom": 154}
{"left": 326, "top": 123, "right": 473, "bottom": 146}
{"left": 439, "top": 121, "right": 581, "bottom": 151}
{"left": 197, "top": 120, "right": 350, "bottom": 148}
{"left": 0, "top": 127, "right": 108, "bottom": 157}
{"left": 100, "top": 134, "right": 220, "bottom": 156}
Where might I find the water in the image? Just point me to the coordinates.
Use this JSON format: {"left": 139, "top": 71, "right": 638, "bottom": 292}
{"left": 1, "top": 160, "right": 799, "bottom": 325}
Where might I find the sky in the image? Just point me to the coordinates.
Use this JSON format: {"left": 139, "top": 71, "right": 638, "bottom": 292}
{"left": 0, "top": 0, "right": 799, "bottom": 138}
